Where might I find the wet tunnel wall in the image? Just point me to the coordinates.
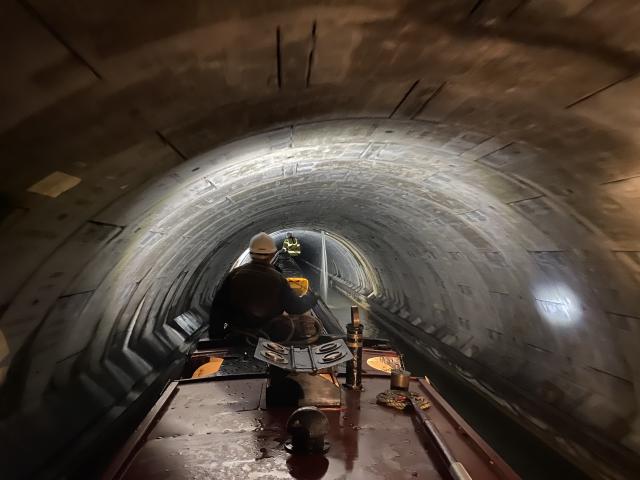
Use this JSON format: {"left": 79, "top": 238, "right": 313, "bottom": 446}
{"left": 1, "top": 1, "right": 640, "bottom": 478}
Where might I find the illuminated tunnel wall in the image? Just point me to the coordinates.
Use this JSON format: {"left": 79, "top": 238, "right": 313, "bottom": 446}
{"left": 1, "top": 1, "right": 640, "bottom": 479}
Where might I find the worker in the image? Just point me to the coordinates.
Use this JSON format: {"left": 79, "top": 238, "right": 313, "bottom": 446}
{"left": 283, "top": 232, "right": 301, "bottom": 256}
{"left": 209, "top": 232, "right": 318, "bottom": 341}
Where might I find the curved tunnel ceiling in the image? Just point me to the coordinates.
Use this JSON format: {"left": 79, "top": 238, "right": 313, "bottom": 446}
{"left": 1, "top": 1, "right": 640, "bottom": 478}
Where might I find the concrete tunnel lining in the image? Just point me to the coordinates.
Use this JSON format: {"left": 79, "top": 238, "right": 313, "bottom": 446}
{"left": 2, "top": 117, "right": 640, "bottom": 478}
{"left": 2, "top": 1, "right": 640, "bottom": 478}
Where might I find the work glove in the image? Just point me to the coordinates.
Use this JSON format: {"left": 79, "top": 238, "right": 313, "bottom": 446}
{"left": 294, "top": 315, "right": 320, "bottom": 340}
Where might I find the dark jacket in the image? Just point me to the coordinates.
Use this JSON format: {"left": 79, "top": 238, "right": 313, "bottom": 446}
{"left": 209, "top": 261, "right": 317, "bottom": 338}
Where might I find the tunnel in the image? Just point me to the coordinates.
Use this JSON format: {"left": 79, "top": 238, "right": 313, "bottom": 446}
{"left": 1, "top": 1, "right": 640, "bottom": 479}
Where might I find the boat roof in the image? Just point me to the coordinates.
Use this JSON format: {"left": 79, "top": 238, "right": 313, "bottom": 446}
{"left": 104, "top": 347, "right": 519, "bottom": 480}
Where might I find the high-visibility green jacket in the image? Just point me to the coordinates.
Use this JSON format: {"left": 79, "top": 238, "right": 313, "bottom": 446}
{"left": 283, "top": 237, "right": 301, "bottom": 256}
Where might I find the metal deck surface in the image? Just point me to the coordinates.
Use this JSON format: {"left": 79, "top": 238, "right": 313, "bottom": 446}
{"left": 106, "top": 371, "right": 518, "bottom": 480}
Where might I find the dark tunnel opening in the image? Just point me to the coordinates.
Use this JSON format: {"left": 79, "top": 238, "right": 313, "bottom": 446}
{"left": 2, "top": 2, "right": 640, "bottom": 479}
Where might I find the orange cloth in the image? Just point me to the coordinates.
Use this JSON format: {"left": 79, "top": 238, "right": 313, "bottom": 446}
{"left": 191, "top": 356, "right": 224, "bottom": 378}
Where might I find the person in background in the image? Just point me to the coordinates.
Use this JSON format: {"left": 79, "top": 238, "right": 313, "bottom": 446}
{"left": 282, "top": 232, "right": 301, "bottom": 256}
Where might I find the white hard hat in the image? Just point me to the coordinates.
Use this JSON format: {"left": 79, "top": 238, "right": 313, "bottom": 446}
{"left": 249, "top": 232, "right": 277, "bottom": 255}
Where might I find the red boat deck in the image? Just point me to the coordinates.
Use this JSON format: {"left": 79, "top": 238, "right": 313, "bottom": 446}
{"left": 104, "top": 352, "right": 519, "bottom": 480}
